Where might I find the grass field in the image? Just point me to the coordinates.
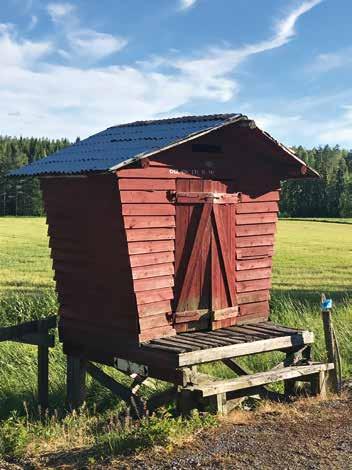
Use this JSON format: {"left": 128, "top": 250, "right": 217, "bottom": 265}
{"left": 0, "top": 216, "right": 351, "bottom": 462}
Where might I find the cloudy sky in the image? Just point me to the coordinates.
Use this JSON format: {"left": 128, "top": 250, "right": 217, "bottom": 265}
{"left": 1, "top": 0, "right": 351, "bottom": 147}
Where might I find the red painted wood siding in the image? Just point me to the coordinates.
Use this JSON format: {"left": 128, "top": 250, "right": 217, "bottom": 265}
{"left": 41, "top": 175, "right": 140, "bottom": 351}
{"left": 117, "top": 172, "right": 177, "bottom": 342}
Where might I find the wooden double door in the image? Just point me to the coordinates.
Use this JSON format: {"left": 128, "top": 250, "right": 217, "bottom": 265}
{"left": 173, "top": 179, "right": 239, "bottom": 331}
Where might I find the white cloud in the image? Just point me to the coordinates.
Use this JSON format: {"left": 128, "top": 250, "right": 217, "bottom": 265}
{"left": 179, "top": 0, "right": 198, "bottom": 10}
{"left": 0, "top": 23, "right": 51, "bottom": 67}
{"left": 47, "top": 2, "right": 75, "bottom": 23}
{"left": 247, "top": 104, "right": 352, "bottom": 148}
{"left": 67, "top": 30, "right": 128, "bottom": 61}
{"left": 47, "top": 2, "right": 127, "bottom": 62}
{"left": 28, "top": 15, "right": 38, "bottom": 31}
{"left": 169, "top": 0, "right": 323, "bottom": 79}
{"left": 0, "top": 1, "right": 323, "bottom": 141}
{"left": 308, "top": 47, "right": 352, "bottom": 74}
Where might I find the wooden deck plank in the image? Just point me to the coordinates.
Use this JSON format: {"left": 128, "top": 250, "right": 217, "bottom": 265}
{"left": 187, "top": 363, "right": 334, "bottom": 397}
{"left": 177, "top": 332, "right": 315, "bottom": 366}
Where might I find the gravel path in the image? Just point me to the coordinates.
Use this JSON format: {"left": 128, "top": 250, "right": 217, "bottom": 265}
{"left": 115, "top": 394, "right": 352, "bottom": 470}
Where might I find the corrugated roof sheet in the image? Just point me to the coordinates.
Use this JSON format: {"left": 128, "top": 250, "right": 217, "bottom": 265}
{"left": 9, "top": 113, "right": 243, "bottom": 177}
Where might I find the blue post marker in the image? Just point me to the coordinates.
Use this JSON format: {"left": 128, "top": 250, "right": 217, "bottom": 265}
{"left": 321, "top": 294, "right": 339, "bottom": 393}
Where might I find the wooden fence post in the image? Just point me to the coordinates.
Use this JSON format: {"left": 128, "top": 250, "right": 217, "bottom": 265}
{"left": 321, "top": 295, "right": 338, "bottom": 393}
{"left": 67, "top": 356, "right": 87, "bottom": 410}
{"left": 37, "top": 320, "right": 49, "bottom": 411}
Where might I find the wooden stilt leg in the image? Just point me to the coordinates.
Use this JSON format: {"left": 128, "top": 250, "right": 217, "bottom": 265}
{"left": 310, "top": 371, "right": 328, "bottom": 399}
{"left": 177, "top": 389, "right": 201, "bottom": 416}
{"left": 207, "top": 393, "right": 227, "bottom": 415}
{"left": 37, "top": 320, "right": 49, "bottom": 411}
{"left": 67, "top": 356, "right": 87, "bottom": 410}
{"left": 284, "top": 351, "right": 296, "bottom": 398}
{"left": 38, "top": 344, "right": 49, "bottom": 411}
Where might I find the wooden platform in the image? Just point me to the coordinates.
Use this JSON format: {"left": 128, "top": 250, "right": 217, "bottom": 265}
{"left": 141, "top": 321, "right": 314, "bottom": 367}
{"left": 64, "top": 320, "right": 334, "bottom": 414}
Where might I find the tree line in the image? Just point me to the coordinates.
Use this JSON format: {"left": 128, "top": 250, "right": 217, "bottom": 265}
{"left": 280, "top": 146, "right": 352, "bottom": 217}
{"left": 0, "top": 136, "right": 70, "bottom": 216}
{"left": 0, "top": 136, "right": 351, "bottom": 217}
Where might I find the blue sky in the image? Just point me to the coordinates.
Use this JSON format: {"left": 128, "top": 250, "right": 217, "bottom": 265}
{"left": 1, "top": 0, "right": 351, "bottom": 147}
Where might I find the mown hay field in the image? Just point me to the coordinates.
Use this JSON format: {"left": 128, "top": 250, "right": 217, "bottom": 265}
{"left": 1, "top": 216, "right": 351, "bottom": 295}
{"left": 0, "top": 216, "right": 351, "bottom": 462}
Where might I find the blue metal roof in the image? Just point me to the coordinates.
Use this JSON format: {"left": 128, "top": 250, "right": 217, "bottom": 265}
{"left": 9, "top": 113, "right": 244, "bottom": 177}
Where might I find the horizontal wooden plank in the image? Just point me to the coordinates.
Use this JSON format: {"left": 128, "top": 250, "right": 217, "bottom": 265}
{"left": 239, "top": 301, "right": 269, "bottom": 316}
{"left": 128, "top": 240, "right": 174, "bottom": 255}
{"left": 240, "top": 192, "right": 280, "bottom": 203}
{"left": 139, "top": 314, "right": 170, "bottom": 330}
{"left": 49, "top": 237, "right": 87, "bottom": 253}
{"left": 212, "top": 317, "right": 238, "bottom": 330}
{"left": 177, "top": 332, "right": 315, "bottom": 366}
{"left": 236, "top": 213, "right": 278, "bottom": 225}
{"left": 236, "top": 267, "right": 272, "bottom": 282}
{"left": 120, "top": 191, "right": 170, "bottom": 204}
{"left": 118, "top": 178, "right": 175, "bottom": 191}
{"left": 236, "top": 202, "right": 278, "bottom": 214}
{"left": 139, "top": 325, "right": 176, "bottom": 343}
{"left": 135, "top": 287, "right": 174, "bottom": 305}
{"left": 132, "top": 263, "right": 174, "bottom": 280}
{"left": 236, "top": 246, "right": 274, "bottom": 259}
{"left": 123, "top": 215, "right": 175, "bottom": 229}
{"left": 174, "top": 309, "right": 209, "bottom": 324}
{"left": 126, "top": 228, "right": 175, "bottom": 242}
{"left": 212, "top": 307, "right": 239, "bottom": 321}
{"left": 138, "top": 300, "right": 172, "bottom": 317}
{"left": 133, "top": 275, "right": 174, "bottom": 292}
{"left": 130, "top": 252, "right": 174, "bottom": 268}
{"left": 237, "top": 290, "right": 270, "bottom": 305}
{"left": 0, "top": 316, "right": 57, "bottom": 341}
{"left": 122, "top": 204, "right": 175, "bottom": 216}
{"left": 236, "top": 235, "right": 275, "bottom": 248}
{"left": 190, "top": 363, "right": 333, "bottom": 396}
{"left": 117, "top": 167, "right": 198, "bottom": 179}
{"left": 176, "top": 192, "right": 238, "bottom": 204}
{"left": 236, "top": 258, "right": 272, "bottom": 271}
{"left": 236, "top": 278, "right": 272, "bottom": 293}
{"left": 236, "top": 223, "right": 276, "bottom": 237}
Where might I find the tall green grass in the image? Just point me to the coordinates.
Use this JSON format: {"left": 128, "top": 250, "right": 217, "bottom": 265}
{"left": 0, "top": 217, "right": 351, "bottom": 461}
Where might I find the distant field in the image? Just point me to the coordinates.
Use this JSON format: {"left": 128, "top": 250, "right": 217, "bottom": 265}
{"left": 0, "top": 217, "right": 53, "bottom": 295}
{"left": 1, "top": 216, "right": 351, "bottom": 297}
{"left": 274, "top": 219, "right": 352, "bottom": 296}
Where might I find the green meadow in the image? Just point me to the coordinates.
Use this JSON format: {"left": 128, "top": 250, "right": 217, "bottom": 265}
{"left": 0, "top": 216, "right": 351, "bottom": 461}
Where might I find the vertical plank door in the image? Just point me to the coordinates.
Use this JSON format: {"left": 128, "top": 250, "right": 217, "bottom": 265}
{"left": 173, "top": 179, "right": 238, "bottom": 332}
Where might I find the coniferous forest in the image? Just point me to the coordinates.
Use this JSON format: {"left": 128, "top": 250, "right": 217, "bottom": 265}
{"left": 0, "top": 136, "right": 351, "bottom": 217}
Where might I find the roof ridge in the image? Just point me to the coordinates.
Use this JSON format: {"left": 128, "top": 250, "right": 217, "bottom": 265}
{"left": 107, "top": 113, "right": 243, "bottom": 129}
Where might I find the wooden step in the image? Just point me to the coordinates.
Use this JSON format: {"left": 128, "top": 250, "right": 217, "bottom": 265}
{"left": 186, "top": 363, "right": 334, "bottom": 397}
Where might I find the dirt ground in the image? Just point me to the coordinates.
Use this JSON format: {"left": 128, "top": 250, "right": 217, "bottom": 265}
{"left": 2, "top": 391, "right": 352, "bottom": 469}
{"left": 113, "top": 392, "right": 352, "bottom": 470}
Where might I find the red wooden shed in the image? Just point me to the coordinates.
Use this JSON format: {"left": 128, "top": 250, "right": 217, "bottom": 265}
{"left": 11, "top": 113, "right": 318, "bottom": 359}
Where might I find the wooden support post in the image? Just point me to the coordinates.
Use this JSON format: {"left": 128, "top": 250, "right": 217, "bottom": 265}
{"left": 310, "top": 371, "right": 328, "bottom": 399}
{"left": 67, "top": 356, "right": 87, "bottom": 410}
{"left": 321, "top": 309, "right": 338, "bottom": 393}
{"left": 207, "top": 393, "right": 227, "bottom": 415}
{"left": 177, "top": 389, "right": 201, "bottom": 416}
{"left": 284, "top": 351, "right": 299, "bottom": 398}
{"left": 37, "top": 321, "right": 49, "bottom": 411}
